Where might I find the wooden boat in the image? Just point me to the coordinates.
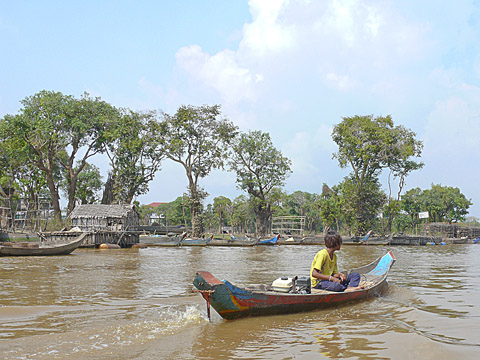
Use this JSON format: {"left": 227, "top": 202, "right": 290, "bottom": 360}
{"left": 0, "top": 232, "right": 87, "bottom": 256}
{"left": 277, "top": 236, "right": 304, "bottom": 245}
{"left": 193, "top": 250, "right": 396, "bottom": 320}
{"left": 258, "top": 234, "right": 280, "bottom": 245}
{"left": 180, "top": 234, "right": 213, "bottom": 246}
{"left": 139, "top": 233, "right": 186, "bottom": 247}
{"left": 209, "top": 235, "right": 258, "bottom": 247}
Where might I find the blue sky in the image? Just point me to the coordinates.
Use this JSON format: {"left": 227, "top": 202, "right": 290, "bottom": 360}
{"left": 1, "top": 0, "right": 480, "bottom": 217}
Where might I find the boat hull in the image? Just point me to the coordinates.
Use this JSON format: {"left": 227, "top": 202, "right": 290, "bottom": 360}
{"left": 258, "top": 234, "right": 280, "bottom": 245}
{"left": 0, "top": 233, "right": 87, "bottom": 256}
{"left": 193, "top": 250, "right": 395, "bottom": 320}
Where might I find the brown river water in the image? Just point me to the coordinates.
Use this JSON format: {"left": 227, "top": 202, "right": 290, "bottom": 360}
{"left": 1, "top": 244, "right": 479, "bottom": 359}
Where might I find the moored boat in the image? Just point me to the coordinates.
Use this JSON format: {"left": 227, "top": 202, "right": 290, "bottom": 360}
{"left": 193, "top": 250, "right": 396, "bottom": 320}
{"left": 277, "top": 236, "right": 304, "bottom": 245}
{"left": 258, "top": 234, "right": 280, "bottom": 245}
{"left": 139, "top": 233, "right": 186, "bottom": 246}
{"left": 0, "top": 232, "right": 87, "bottom": 256}
{"left": 180, "top": 234, "right": 213, "bottom": 246}
{"left": 209, "top": 235, "right": 258, "bottom": 247}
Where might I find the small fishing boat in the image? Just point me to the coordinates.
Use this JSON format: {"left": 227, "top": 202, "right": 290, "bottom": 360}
{"left": 139, "top": 233, "right": 186, "bottom": 247}
{"left": 193, "top": 250, "right": 395, "bottom": 320}
{"left": 258, "top": 234, "right": 280, "bottom": 245}
{"left": 209, "top": 235, "right": 258, "bottom": 247}
{"left": 0, "top": 233, "right": 87, "bottom": 256}
{"left": 277, "top": 236, "right": 304, "bottom": 245}
{"left": 180, "top": 234, "right": 213, "bottom": 246}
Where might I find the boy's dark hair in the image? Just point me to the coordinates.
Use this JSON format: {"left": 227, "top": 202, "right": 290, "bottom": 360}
{"left": 324, "top": 230, "right": 342, "bottom": 248}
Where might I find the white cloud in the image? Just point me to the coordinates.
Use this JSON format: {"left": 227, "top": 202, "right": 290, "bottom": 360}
{"left": 175, "top": 45, "right": 263, "bottom": 105}
{"left": 240, "top": 0, "right": 295, "bottom": 56}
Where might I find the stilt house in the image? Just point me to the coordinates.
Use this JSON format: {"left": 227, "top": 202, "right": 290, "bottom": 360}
{"left": 69, "top": 204, "right": 139, "bottom": 232}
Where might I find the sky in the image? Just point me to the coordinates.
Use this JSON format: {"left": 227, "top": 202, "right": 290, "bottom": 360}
{"left": 1, "top": 0, "right": 480, "bottom": 217}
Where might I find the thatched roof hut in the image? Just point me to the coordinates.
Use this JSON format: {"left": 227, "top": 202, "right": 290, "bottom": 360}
{"left": 69, "top": 204, "right": 139, "bottom": 232}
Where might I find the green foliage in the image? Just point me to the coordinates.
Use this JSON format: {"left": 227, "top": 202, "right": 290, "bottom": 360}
{"left": 400, "top": 187, "right": 423, "bottom": 232}
{"left": 1, "top": 91, "right": 73, "bottom": 221}
{"left": 160, "top": 105, "right": 238, "bottom": 236}
{"left": 213, "top": 196, "right": 232, "bottom": 232}
{"left": 231, "top": 195, "right": 253, "bottom": 234}
{"left": 318, "top": 185, "right": 342, "bottom": 233}
{"left": 61, "top": 162, "right": 103, "bottom": 205}
{"left": 284, "top": 190, "right": 322, "bottom": 233}
{"left": 1, "top": 91, "right": 121, "bottom": 220}
{"left": 331, "top": 115, "right": 422, "bottom": 234}
{"left": 420, "top": 184, "right": 471, "bottom": 223}
{"left": 229, "top": 130, "right": 292, "bottom": 236}
{"left": 104, "top": 109, "right": 164, "bottom": 204}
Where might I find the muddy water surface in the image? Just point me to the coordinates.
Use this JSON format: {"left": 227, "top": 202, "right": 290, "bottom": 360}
{"left": 1, "top": 244, "right": 479, "bottom": 359}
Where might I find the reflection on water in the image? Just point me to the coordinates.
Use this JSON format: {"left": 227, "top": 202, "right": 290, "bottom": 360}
{"left": 1, "top": 245, "right": 480, "bottom": 359}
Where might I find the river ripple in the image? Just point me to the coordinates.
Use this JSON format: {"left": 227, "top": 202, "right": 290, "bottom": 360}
{"left": 1, "top": 244, "right": 479, "bottom": 359}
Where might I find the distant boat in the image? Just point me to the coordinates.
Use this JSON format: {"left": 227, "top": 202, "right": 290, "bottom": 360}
{"left": 258, "top": 234, "right": 280, "bottom": 245}
{"left": 139, "top": 233, "right": 186, "bottom": 247}
{"left": 0, "top": 233, "right": 86, "bottom": 256}
{"left": 277, "top": 236, "right": 304, "bottom": 245}
{"left": 209, "top": 235, "right": 258, "bottom": 247}
{"left": 180, "top": 234, "right": 213, "bottom": 246}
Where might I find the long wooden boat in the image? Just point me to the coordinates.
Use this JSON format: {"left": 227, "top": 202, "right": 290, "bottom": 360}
{"left": 139, "top": 233, "right": 186, "bottom": 247}
{"left": 0, "top": 232, "right": 87, "bottom": 256}
{"left": 180, "top": 234, "right": 213, "bottom": 246}
{"left": 193, "top": 250, "right": 395, "bottom": 320}
{"left": 209, "top": 236, "right": 258, "bottom": 247}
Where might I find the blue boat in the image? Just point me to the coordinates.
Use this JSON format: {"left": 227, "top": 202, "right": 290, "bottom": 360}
{"left": 258, "top": 234, "right": 280, "bottom": 245}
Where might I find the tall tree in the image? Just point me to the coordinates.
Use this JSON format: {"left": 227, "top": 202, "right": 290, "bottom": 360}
{"left": 213, "top": 196, "right": 232, "bottom": 233}
{"left": 229, "top": 130, "right": 292, "bottom": 236}
{"left": 159, "top": 105, "right": 238, "bottom": 237}
{"left": 232, "top": 195, "right": 251, "bottom": 234}
{"left": 61, "top": 162, "right": 103, "bottom": 205}
{"left": 1, "top": 92, "right": 71, "bottom": 222}
{"left": 318, "top": 185, "right": 342, "bottom": 234}
{"left": 1, "top": 91, "right": 119, "bottom": 222}
{"left": 59, "top": 93, "right": 119, "bottom": 214}
{"left": 400, "top": 187, "right": 423, "bottom": 233}
{"left": 103, "top": 109, "right": 164, "bottom": 204}
{"left": 332, "top": 115, "right": 422, "bottom": 234}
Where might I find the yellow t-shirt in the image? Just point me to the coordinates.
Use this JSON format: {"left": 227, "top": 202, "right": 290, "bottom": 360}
{"left": 310, "top": 249, "right": 338, "bottom": 288}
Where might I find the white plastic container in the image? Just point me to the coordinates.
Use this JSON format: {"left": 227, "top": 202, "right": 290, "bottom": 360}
{"left": 272, "top": 277, "right": 293, "bottom": 293}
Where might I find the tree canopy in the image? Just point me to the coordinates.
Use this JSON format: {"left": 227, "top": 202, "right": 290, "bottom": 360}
{"left": 229, "top": 130, "right": 292, "bottom": 236}
{"left": 332, "top": 115, "right": 423, "bottom": 234}
{"left": 159, "top": 105, "right": 238, "bottom": 236}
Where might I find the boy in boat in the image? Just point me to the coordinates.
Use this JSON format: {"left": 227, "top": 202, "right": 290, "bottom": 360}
{"left": 310, "top": 230, "right": 364, "bottom": 292}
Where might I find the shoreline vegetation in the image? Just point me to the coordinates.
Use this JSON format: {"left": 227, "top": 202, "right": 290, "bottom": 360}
{"left": 1, "top": 91, "right": 477, "bottom": 239}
